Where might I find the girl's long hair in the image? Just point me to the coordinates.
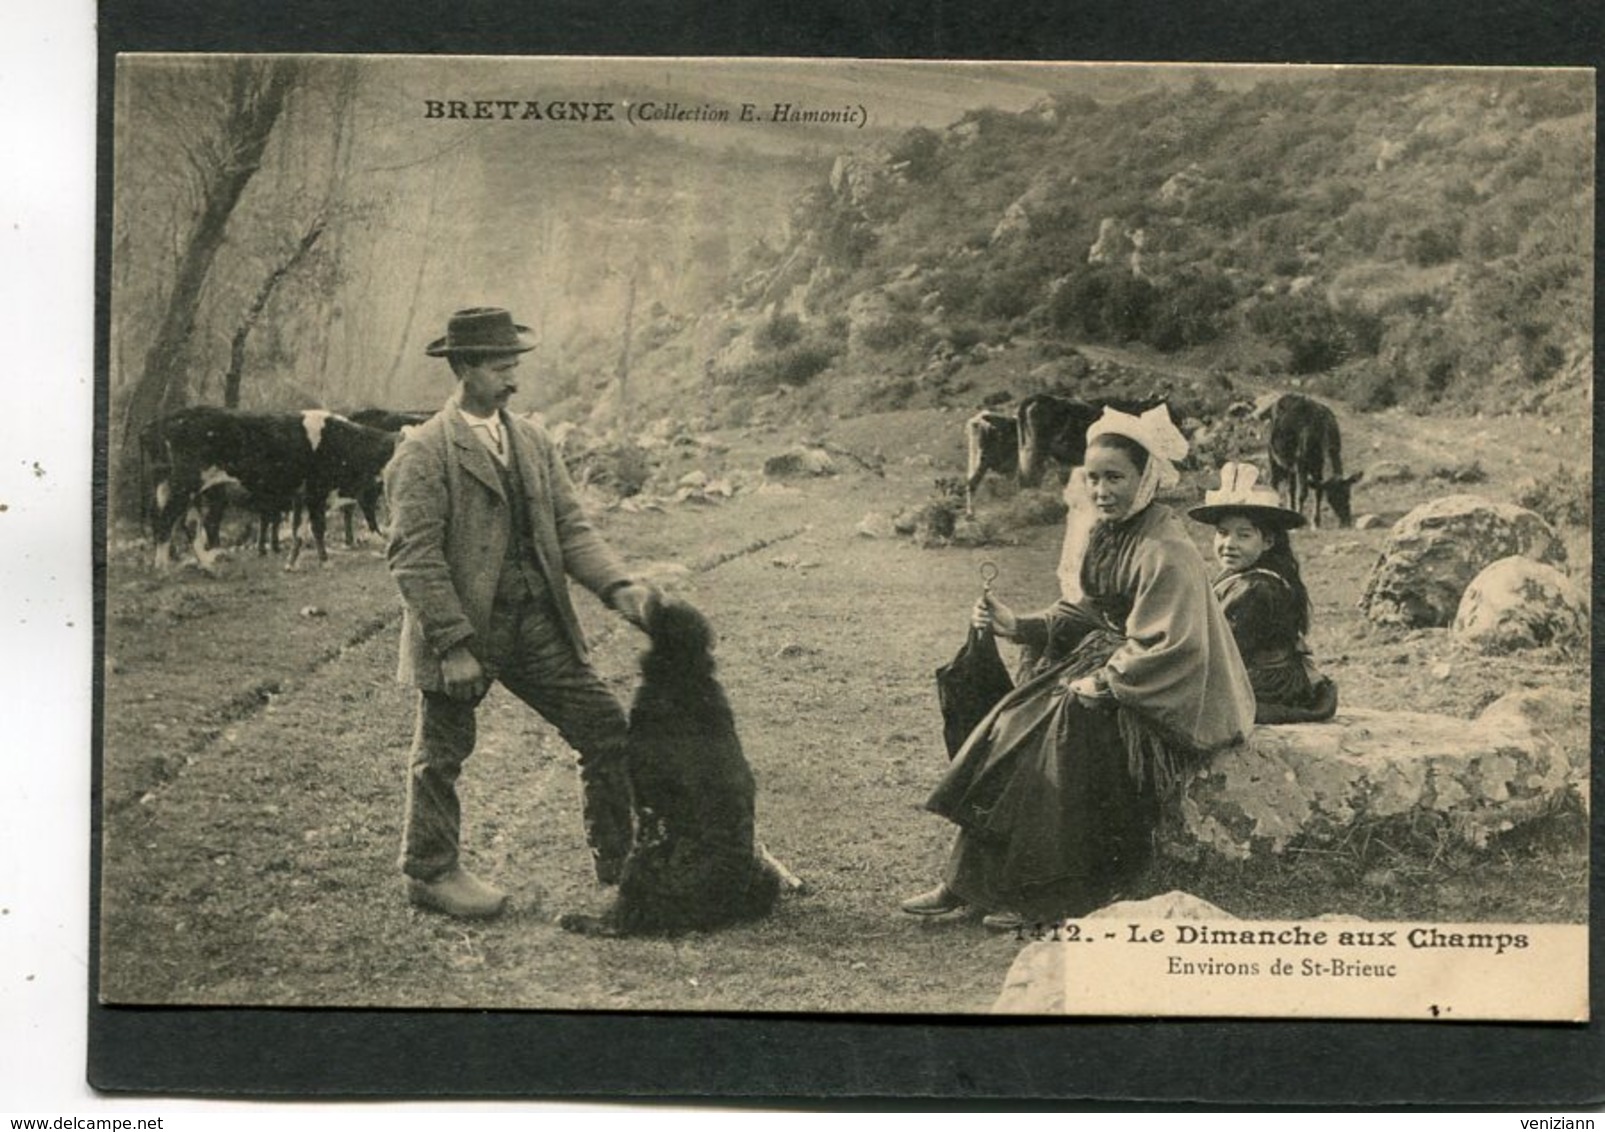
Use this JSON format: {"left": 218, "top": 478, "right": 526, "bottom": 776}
{"left": 1254, "top": 523, "right": 1312, "bottom": 636}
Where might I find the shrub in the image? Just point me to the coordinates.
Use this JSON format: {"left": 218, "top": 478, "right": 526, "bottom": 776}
{"left": 578, "top": 442, "right": 655, "bottom": 498}
{"left": 929, "top": 266, "right": 983, "bottom": 314}
{"left": 977, "top": 266, "right": 1042, "bottom": 321}
{"left": 1247, "top": 293, "right": 1379, "bottom": 375}
{"left": 753, "top": 311, "right": 803, "bottom": 351}
{"left": 1337, "top": 361, "right": 1400, "bottom": 411}
{"left": 1405, "top": 225, "right": 1461, "bottom": 267}
{"left": 890, "top": 125, "right": 943, "bottom": 182}
{"left": 1143, "top": 269, "right": 1236, "bottom": 352}
{"left": 943, "top": 322, "right": 986, "bottom": 352}
{"left": 1048, "top": 266, "right": 1157, "bottom": 343}
{"left": 995, "top": 487, "right": 1068, "bottom": 531}
{"left": 856, "top": 311, "right": 927, "bottom": 352}
{"left": 725, "top": 339, "right": 839, "bottom": 392}
{"left": 1514, "top": 464, "right": 1590, "bottom": 529}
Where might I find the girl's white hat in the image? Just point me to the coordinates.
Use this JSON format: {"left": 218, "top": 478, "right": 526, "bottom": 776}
{"left": 1188, "top": 462, "right": 1307, "bottom": 529}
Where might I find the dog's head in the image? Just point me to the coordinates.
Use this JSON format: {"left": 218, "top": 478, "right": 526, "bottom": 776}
{"left": 642, "top": 596, "right": 717, "bottom": 665}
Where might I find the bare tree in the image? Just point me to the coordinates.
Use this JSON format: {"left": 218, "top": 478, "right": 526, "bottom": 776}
{"left": 112, "top": 58, "right": 297, "bottom": 521}
{"left": 222, "top": 217, "right": 325, "bottom": 408}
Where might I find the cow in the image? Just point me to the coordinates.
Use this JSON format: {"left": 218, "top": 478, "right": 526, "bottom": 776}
{"left": 148, "top": 407, "right": 319, "bottom": 572}
{"left": 962, "top": 409, "right": 1019, "bottom": 514}
{"left": 339, "top": 408, "right": 435, "bottom": 544}
{"left": 143, "top": 408, "right": 321, "bottom": 558}
{"left": 149, "top": 407, "right": 401, "bottom": 572}
{"left": 1266, "top": 392, "right": 1360, "bottom": 528}
{"left": 287, "top": 413, "right": 405, "bottom": 566}
{"left": 1015, "top": 395, "right": 1101, "bottom": 487}
{"left": 1016, "top": 394, "right": 1185, "bottom": 487}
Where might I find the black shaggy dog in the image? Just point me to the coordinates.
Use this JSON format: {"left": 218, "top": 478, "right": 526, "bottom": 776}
{"left": 560, "top": 597, "right": 800, "bottom": 937}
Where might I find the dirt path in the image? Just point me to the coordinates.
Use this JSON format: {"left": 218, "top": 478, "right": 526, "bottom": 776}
{"left": 98, "top": 403, "right": 1589, "bottom": 1011}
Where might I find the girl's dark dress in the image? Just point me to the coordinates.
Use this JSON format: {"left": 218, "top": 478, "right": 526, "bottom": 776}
{"left": 1215, "top": 567, "right": 1337, "bottom": 725}
{"left": 925, "top": 504, "right": 1255, "bottom": 921}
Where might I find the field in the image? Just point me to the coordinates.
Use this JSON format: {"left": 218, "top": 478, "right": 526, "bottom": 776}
{"left": 97, "top": 393, "right": 1591, "bottom": 1012}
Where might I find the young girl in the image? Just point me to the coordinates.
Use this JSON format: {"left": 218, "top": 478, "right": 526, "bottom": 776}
{"left": 902, "top": 406, "right": 1255, "bottom": 927}
{"left": 1188, "top": 462, "right": 1337, "bottom": 724}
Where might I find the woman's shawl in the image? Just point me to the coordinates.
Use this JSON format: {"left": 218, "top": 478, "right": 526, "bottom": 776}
{"left": 1215, "top": 567, "right": 1337, "bottom": 723}
{"left": 1089, "top": 504, "right": 1256, "bottom": 753}
{"left": 1214, "top": 568, "right": 1302, "bottom": 667}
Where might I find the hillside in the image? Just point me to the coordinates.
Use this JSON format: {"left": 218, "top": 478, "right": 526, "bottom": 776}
{"left": 604, "top": 68, "right": 1593, "bottom": 427}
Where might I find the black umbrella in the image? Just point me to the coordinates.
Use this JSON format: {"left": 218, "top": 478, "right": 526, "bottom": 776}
{"left": 934, "top": 562, "right": 1015, "bottom": 759}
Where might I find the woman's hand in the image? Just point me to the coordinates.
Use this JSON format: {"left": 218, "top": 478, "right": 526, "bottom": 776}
{"left": 972, "top": 594, "right": 1018, "bottom": 638}
{"left": 1067, "top": 670, "right": 1114, "bottom": 706}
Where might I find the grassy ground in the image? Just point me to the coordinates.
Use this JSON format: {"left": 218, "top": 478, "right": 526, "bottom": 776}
{"left": 97, "top": 392, "right": 1590, "bottom": 1011}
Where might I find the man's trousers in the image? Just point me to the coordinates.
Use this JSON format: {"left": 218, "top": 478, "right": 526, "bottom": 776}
{"left": 400, "top": 595, "right": 632, "bottom": 884}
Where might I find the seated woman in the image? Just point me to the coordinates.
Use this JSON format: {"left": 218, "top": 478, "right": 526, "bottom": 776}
{"left": 1187, "top": 462, "right": 1338, "bottom": 725}
{"left": 901, "top": 406, "right": 1255, "bottom": 929}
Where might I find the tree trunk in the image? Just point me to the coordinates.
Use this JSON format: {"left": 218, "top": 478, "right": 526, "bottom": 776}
{"left": 222, "top": 219, "right": 325, "bottom": 408}
{"left": 112, "top": 59, "right": 296, "bottom": 522}
{"left": 615, "top": 269, "right": 637, "bottom": 431}
{"left": 382, "top": 160, "right": 445, "bottom": 391}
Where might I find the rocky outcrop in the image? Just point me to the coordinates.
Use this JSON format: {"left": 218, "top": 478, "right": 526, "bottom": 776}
{"left": 1365, "top": 460, "right": 1414, "bottom": 484}
{"left": 1359, "top": 495, "right": 1566, "bottom": 628}
{"left": 1087, "top": 217, "right": 1126, "bottom": 266}
{"left": 1171, "top": 704, "right": 1580, "bottom": 863}
{"left": 1476, "top": 687, "right": 1590, "bottom": 812}
{"left": 845, "top": 288, "right": 923, "bottom": 357}
{"left": 990, "top": 199, "right": 1032, "bottom": 244}
{"left": 1452, "top": 556, "right": 1588, "bottom": 654}
{"left": 992, "top": 892, "right": 1234, "bottom": 1014}
{"left": 828, "top": 151, "right": 897, "bottom": 210}
{"left": 762, "top": 446, "right": 836, "bottom": 479}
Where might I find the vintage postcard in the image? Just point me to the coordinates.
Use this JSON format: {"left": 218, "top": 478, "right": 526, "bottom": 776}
{"left": 99, "top": 54, "right": 1592, "bottom": 1025}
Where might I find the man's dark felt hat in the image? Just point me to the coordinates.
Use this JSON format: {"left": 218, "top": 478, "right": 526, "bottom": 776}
{"left": 425, "top": 307, "right": 537, "bottom": 357}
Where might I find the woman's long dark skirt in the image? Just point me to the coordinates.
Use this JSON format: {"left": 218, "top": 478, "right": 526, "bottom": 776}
{"left": 934, "top": 692, "right": 1160, "bottom": 922}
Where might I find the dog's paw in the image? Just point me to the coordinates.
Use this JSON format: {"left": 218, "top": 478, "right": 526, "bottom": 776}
{"left": 758, "top": 843, "right": 807, "bottom": 894}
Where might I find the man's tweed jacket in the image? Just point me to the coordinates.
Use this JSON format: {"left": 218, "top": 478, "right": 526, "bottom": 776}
{"left": 384, "top": 400, "right": 631, "bottom": 691}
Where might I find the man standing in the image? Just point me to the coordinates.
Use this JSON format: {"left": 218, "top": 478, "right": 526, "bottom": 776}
{"left": 386, "top": 307, "right": 656, "bottom": 918}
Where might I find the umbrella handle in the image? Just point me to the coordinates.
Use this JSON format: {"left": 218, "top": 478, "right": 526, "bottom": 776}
{"left": 978, "top": 559, "right": 998, "bottom": 597}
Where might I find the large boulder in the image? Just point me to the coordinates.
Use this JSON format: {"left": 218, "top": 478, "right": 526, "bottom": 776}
{"left": 762, "top": 446, "right": 836, "bottom": 479}
{"left": 992, "top": 892, "right": 1233, "bottom": 1014}
{"left": 1359, "top": 495, "right": 1566, "bottom": 627}
{"left": 1452, "top": 556, "right": 1588, "bottom": 654}
{"left": 1171, "top": 705, "right": 1579, "bottom": 862}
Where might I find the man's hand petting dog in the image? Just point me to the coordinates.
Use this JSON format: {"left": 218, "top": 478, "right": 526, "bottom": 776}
{"left": 609, "top": 582, "right": 660, "bottom": 630}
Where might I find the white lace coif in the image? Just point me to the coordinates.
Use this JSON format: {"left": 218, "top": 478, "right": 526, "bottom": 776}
{"left": 1085, "top": 403, "right": 1190, "bottom": 513}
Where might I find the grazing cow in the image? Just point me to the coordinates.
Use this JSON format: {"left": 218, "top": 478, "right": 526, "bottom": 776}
{"left": 1016, "top": 394, "right": 1183, "bottom": 486}
{"left": 339, "top": 408, "right": 435, "bottom": 543}
{"left": 962, "top": 409, "right": 1019, "bottom": 514}
{"left": 1267, "top": 392, "right": 1360, "bottom": 528}
{"left": 150, "top": 407, "right": 401, "bottom": 572}
{"left": 288, "top": 414, "right": 405, "bottom": 566}
{"left": 149, "top": 407, "right": 319, "bottom": 571}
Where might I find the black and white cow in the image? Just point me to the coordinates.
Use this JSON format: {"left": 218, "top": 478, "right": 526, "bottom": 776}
{"left": 962, "top": 409, "right": 1019, "bottom": 514}
{"left": 1267, "top": 392, "right": 1360, "bottom": 528}
{"left": 147, "top": 407, "right": 307, "bottom": 570}
{"left": 149, "top": 407, "right": 398, "bottom": 572}
{"left": 289, "top": 413, "right": 406, "bottom": 564}
{"left": 335, "top": 408, "right": 435, "bottom": 544}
